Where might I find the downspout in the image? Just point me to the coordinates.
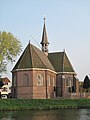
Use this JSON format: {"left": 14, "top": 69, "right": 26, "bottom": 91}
{"left": 45, "top": 70, "right": 48, "bottom": 98}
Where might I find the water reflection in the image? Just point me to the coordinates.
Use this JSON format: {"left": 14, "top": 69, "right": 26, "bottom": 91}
{"left": 0, "top": 111, "right": 15, "bottom": 120}
{"left": 79, "top": 109, "right": 90, "bottom": 120}
{"left": 0, "top": 109, "right": 90, "bottom": 120}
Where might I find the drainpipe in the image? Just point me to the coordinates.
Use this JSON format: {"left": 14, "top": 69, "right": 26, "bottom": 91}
{"left": 45, "top": 70, "right": 48, "bottom": 99}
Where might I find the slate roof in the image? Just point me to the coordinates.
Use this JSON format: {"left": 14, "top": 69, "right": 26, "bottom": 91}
{"left": 48, "top": 52, "right": 75, "bottom": 73}
{"left": 12, "top": 43, "right": 55, "bottom": 71}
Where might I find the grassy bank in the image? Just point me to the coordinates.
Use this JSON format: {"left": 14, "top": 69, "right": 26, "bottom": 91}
{"left": 0, "top": 99, "right": 90, "bottom": 111}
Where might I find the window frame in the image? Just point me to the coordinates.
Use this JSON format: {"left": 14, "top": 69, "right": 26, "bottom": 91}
{"left": 23, "top": 74, "right": 29, "bottom": 86}
{"left": 53, "top": 76, "right": 55, "bottom": 86}
{"left": 37, "top": 74, "right": 44, "bottom": 86}
{"left": 47, "top": 75, "right": 51, "bottom": 86}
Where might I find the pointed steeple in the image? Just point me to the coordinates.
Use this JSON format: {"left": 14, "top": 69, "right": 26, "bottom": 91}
{"left": 40, "top": 17, "right": 49, "bottom": 56}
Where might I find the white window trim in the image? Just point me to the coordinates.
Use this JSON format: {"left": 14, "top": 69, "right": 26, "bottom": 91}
{"left": 37, "top": 74, "right": 43, "bottom": 86}
{"left": 53, "top": 77, "right": 55, "bottom": 86}
{"left": 48, "top": 75, "right": 51, "bottom": 86}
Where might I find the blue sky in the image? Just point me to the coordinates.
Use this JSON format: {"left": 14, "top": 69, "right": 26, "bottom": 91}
{"left": 0, "top": 0, "right": 90, "bottom": 81}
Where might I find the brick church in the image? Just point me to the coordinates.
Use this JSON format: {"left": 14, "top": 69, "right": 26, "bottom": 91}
{"left": 11, "top": 18, "right": 79, "bottom": 99}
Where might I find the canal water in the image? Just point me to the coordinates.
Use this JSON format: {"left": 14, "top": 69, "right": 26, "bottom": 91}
{"left": 0, "top": 109, "right": 90, "bottom": 120}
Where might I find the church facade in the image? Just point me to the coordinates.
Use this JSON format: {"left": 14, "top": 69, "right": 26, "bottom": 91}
{"left": 11, "top": 18, "right": 79, "bottom": 99}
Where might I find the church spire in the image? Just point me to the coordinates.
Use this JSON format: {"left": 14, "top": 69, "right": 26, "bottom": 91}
{"left": 40, "top": 17, "right": 49, "bottom": 56}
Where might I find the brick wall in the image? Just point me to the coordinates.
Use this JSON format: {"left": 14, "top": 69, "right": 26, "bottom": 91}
{"left": 12, "top": 69, "right": 56, "bottom": 99}
{"left": 56, "top": 73, "right": 78, "bottom": 97}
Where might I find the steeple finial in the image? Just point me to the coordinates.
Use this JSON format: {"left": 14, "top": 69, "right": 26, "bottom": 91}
{"left": 44, "top": 15, "right": 46, "bottom": 23}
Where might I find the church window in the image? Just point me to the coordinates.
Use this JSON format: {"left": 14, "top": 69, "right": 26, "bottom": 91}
{"left": 37, "top": 74, "right": 43, "bottom": 86}
{"left": 23, "top": 74, "right": 29, "bottom": 86}
{"left": 47, "top": 75, "right": 51, "bottom": 86}
{"left": 66, "top": 78, "right": 72, "bottom": 87}
{"left": 53, "top": 77, "right": 55, "bottom": 86}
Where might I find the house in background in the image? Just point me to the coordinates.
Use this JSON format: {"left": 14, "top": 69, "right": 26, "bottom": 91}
{"left": 0, "top": 77, "right": 12, "bottom": 98}
{"left": 11, "top": 18, "right": 79, "bottom": 99}
{"left": 1, "top": 77, "right": 11, "bottom": 85}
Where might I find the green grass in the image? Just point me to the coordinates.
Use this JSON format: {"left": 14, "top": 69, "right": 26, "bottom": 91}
{"left": 0, "top": 99, "right": 90, "bottom": 111}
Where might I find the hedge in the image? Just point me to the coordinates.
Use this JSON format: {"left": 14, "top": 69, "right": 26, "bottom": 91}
{"left": 0, "top": 98, "right": 90, "bottom": 111}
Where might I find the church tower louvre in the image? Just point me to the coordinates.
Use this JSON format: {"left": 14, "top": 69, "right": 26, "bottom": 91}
{"left": 40, "top": 17, "right": 49, "bottom": 56}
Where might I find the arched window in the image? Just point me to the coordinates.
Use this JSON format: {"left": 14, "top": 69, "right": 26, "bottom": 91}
{"left": 37, "top": 74, "right": 43, "bottom": 86}
{"left": 47, "top": 75, "right": 51, "bottom": 86}
{"left": 53, "top": 76, "right": 55, "bottom": 86}
{"left": 23, "top": 74, "right": 29, "bottom": 86}
{"left": 66, "top": 78, "right": 72, "bottom": 87}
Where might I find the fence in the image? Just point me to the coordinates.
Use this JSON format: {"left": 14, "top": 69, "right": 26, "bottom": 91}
{"left": 67, "top": 93, "right": 90, "bottom": 99}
